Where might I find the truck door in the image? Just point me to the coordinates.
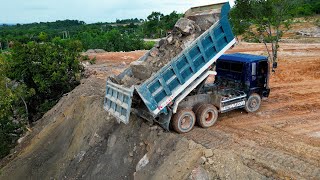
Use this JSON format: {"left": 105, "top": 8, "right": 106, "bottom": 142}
{"left": 257, "top": 61, "right": 268, "bottom": 88}
{"left": 249, "top": 60, "right": 269, "bottom": 96}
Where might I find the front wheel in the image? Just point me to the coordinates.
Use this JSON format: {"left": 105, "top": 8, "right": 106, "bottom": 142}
{"left": 172, "top": 109, "right": 196, "bottom": 134}
{"left": 245, "top": 93, "right": 261, "bottom": 113}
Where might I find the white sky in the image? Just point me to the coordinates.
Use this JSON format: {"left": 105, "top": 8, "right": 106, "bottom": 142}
{"left": 0, "top": 0, "right": 234, "bottom": 24}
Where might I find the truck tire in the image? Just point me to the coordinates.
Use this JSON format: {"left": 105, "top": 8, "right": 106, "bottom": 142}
{"left": 172, "top": 109, "right": 196, "bottom": 134}
{"left": 196, "top": 104, "right": 218, "bottom": 128}
{"left": 245, "top": 93, "right": 261, "bottom": 113}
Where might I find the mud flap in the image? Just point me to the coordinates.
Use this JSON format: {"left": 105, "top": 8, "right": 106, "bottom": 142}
{"left": 104, "top": 80, "right": 134, "bottom": 124}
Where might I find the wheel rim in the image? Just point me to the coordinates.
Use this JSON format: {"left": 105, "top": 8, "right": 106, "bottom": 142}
{"left": 250, "top": 98, "right": 258, "bottom": 108}
{"left": 205, "top": 110, "right": 214, "bottom": 123}
{"left": 248, "top": 96, "right": 260, "bottom": 112}
{"left": 180, "top": 114, "right": 192, "bottom": 130}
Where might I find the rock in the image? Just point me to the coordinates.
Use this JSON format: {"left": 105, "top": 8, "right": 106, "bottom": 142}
{"left": 130, "top": 61, "right": 152, "bottom": 81}
{"left": 149, "top": 47, "right": 160, "bottom": 57}
{"left": 86, "top": 49, "right": 95, "bottom": 53}
{"left": 94, "top": 49, "right": 106, "bottom": 53}
{"left": 181, "top": 34, "right": 197, "bottom": 49}
{"left": 136, "top": 154, "right": 149, "bottom": 171}
{"left": 150, "top": 125, "right": 158, "bottom": 131}
{"left": 204, "top": 149, "right": 213, "bottom": 158}
{"left": 189, "top": 166, "right": 210, "bottom": 180}
{"left": 121, "top": 61, "right": 127, "bottom": 66}
{"left": 123, "top": 11, "right": 216, "bottom": 85}
{"left": 297, "top": 31, "right": 312, "bottom": 37}
{"left": 189, "top": 140, "right": 197, "bottom": 150}
{"left": 129, "top": 151, "right": 134, "bottom": 157}
{"left": 196, "top": 144, "right": 203, "bottom": 149}
{"left": 121, "top": 75, "right": 140, "bottom": 87}
{"left": 17, "top": 137, "right": 24, "bottom": 144}
{"left": 174, "top": 18, "right": 198, "bottom": 35}
{"left": 156, "top": 148, "right": 162, "bottom": 154}
{"left": 107, "top": 135, "right": 117, "bottom": 148}
{"left": 157, "top": 130, "right": 164, "bottom": 136}
{"left": 199, "top": 156, "right": 207, "bottom": 165}
{"left": 208, "top": 158, "right": 214, "bottom": 165}
{"left": 167, "top": 35, "right": 174, "bottom": 44}
{"left": 156, "top": 39, "right": 166, "bottom": 48}
{"left": 75, "top": 151, "right": 86, "bottom": 163}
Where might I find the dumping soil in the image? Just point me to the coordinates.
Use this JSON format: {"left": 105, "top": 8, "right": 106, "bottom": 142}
{"left": 1, "top": 42, "right": 320, "bottom": 179}
{"left": 118, "top": 10, "right": 221, "bottom": 87}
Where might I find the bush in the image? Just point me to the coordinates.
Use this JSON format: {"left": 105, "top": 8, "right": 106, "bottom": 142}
{"left": 144, "top": 41, "right": 156, "bottom": 50}
{"left": 81, "top": 54, "right": 90, "bottom": 61}
{"left": 6, "top": 40, "right": 83, "bottom": 120}
{"left": 89, "top": 57, "right": 97, "bottom": 65}
{"left": 0, "top": 55, "right": 30, "bottom": 158}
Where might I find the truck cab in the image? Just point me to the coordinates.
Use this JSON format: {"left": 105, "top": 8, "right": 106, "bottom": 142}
{"left": 172, "top": 53, "right": 271, "bottom": 133}
{"left": 216, "top": 53, "right": 270, "bottom": 99}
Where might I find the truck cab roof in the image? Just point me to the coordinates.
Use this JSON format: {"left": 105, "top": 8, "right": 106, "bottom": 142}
{"left": 219, "top": 53, "right": 268, "bottom": 63}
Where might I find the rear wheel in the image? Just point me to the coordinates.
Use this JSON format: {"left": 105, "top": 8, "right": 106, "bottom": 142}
{"left": 196, "top": 104, "right": 218, "bottom": 128}
{"left": 245, "top": 93, "right": 261, "bottom": 113}
{"left": 172, "top": 109, "right": 196, "bottom": 134}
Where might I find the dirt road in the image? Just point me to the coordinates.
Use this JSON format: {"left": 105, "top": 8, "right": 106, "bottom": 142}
{"left": 88, "top": 43, "right": 320, "bottom": 179}
{"left": 0, "top": 42, "right": 319, "bottom": 179}
{"left": 184, "top": 43, "right": 320, "bottom": 179}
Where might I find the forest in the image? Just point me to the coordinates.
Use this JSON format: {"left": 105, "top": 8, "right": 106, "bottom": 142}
{"left": 0, "top": 11, "right": 183, "bottom": 52}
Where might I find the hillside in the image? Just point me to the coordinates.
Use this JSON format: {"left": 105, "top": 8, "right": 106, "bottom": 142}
{"left": 0, "top": 42, "right": 319, "bottom": 179}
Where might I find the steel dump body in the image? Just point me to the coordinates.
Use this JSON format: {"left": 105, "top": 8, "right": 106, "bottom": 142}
{"left": 104, "top": 3, "right": 236, "bottom": 124}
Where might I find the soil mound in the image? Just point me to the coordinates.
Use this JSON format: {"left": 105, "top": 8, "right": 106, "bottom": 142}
{"left": 119, "top": 13, "right": 221, "bottom": 87}
{"left": 0, "top": 78, "right": 205, "bottom": 180}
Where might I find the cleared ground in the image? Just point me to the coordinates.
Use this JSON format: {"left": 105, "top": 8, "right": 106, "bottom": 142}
{"left": 0, "top": 42, "right": 319, "bottom": 180}
{"left": 89, "top": 42, "right": 320, "bottom": 179}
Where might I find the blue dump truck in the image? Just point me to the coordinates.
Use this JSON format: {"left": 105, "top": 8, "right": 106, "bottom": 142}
{"left": 104, "top": 2, "right": 270, "bottom": 133}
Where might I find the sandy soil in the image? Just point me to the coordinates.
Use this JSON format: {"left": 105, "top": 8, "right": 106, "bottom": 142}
{"left": 0, "top": 42, "right": 319, "bottom": 180}
{"left": 186, "top": 42, "right": 320, "bottom": 179}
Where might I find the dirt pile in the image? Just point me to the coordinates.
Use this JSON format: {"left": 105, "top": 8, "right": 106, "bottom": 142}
{"left": 120, "top": 15, "right": 220, "bottom": 87}
{"left": 0, "top": 77, "right": 209, "bottom": 180}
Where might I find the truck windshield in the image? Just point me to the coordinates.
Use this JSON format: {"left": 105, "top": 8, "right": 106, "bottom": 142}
{"left": 217, "top": 61, "right": 243, "bottom": 73}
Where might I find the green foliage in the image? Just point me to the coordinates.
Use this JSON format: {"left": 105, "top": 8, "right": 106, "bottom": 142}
{"left": 316, "top": 19, "right": 320, "bottom": 27}
{"left": 89, "top": 57, "right": 96, "bottom": 65}
{"left": 38, "top": 32, "right": 48, "bottom": 42}
{"left": 0, "top": 11, "right": 183, "bottom": 52}
{"left": 142, "top": 11, "right": 183, "bottom": 38}
{"left": 230, "top": 0, "right": 299, "bottom": 72}
{"left": 6, "top": 40, "right": 83, "bottom": 119}
{"left": 144, "top": 41, "right": 156, "bottom": 50}
{"left": 0, "top": 54, "right": 33, "bottom": 158}
{"left": 115, "top": 18, "right": 143, "bottom": 24}
{"left": 81, "top": 54, "right": 90, "bottom": 61}
{"left": 290, "top": 0, "right": 320, "bottom": 16}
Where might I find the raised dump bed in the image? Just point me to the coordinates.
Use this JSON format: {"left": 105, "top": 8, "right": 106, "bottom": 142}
{"left": 104, "top": 2, "right": 236, "bottom": 126}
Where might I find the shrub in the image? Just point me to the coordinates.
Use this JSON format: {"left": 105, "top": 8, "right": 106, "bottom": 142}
{"left": 144, "top": 41, "right": 156, "bottom": 50}
{"left": 6, "top": 40, "right": 83, "bottom": 120}
{"left": 89, "top": 57, "right": 97, "bottom": 65}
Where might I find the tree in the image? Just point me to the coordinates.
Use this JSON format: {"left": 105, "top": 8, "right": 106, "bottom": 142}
{"left": 38, "top": 32, "right": 48, "bottom": 42}
{"left": 6, "top": 40, "right": 83, "bottom": 121}
{"left": 230, "top": 0, "right": 299, "bottom": 72}
{"left": 143, "top": 12, "right": 164, "bottom": 38}
{"left": 0, "top": 54, "right": 34, "bottom": 158}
